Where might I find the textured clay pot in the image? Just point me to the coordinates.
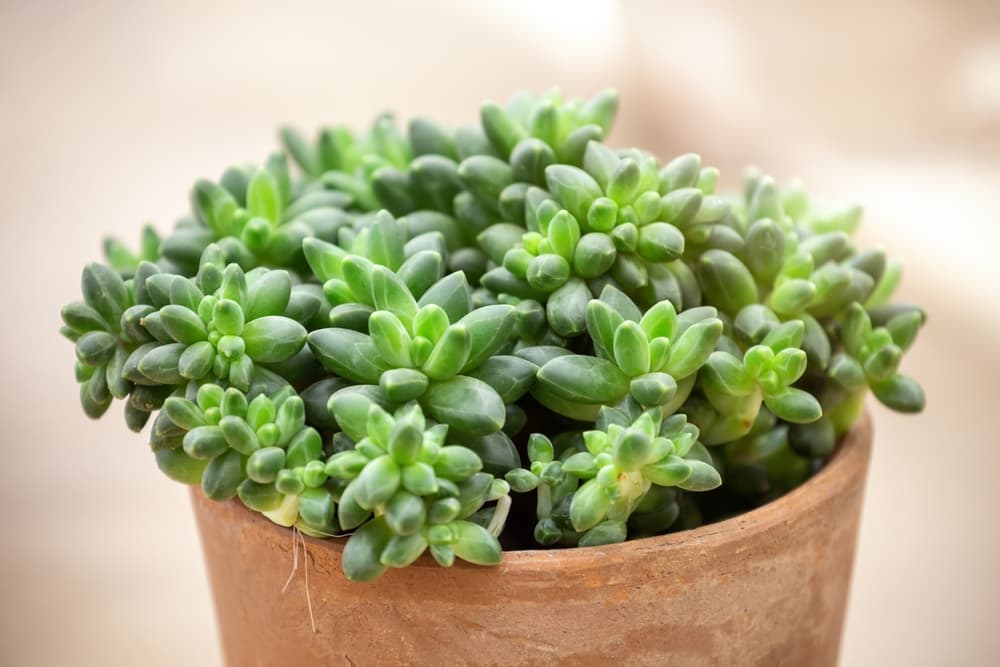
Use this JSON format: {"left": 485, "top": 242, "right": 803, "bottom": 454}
{"left": 192, "top": 412, "right": 872, "bottom": 667}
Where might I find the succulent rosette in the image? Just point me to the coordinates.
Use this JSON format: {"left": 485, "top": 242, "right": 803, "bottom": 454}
{"left": 62, "top": 88, "right": 927, "bottom": 581}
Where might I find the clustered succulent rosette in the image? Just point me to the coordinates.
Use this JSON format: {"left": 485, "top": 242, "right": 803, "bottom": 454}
{"left": 62, "top": 88, "right": 926, "bottom": 581}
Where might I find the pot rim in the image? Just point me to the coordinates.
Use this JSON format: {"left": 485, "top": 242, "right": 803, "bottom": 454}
{"left": 201, "top": 411, "right": 872, "bottom": 573}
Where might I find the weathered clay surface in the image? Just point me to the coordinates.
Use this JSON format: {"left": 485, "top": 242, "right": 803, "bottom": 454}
{"left": 191, "top": 413, "right": 872, "bottom": 667}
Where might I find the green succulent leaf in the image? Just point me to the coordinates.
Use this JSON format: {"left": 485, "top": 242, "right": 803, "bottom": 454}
{"left": 763, "top": 387, "right": 823, "bottom": 424}
{"left": 675, "top": 460, "right": 722, "bottom": 492}
{"left": 613, "top": 321, "right": 650, "bottom": 377}
{"left": 369, "top": 311, "right": 414, "bottom": 368}
{"left": 547, "top": 278, "right": 590, "bottom": 338}
{"left": 422, "top": 376, "right": 506, "bottom": 436}
{"left": 537, "top": 355, "right": 630, "bottom": 404}
{"left": 545, "top": 165, "right": 602, "bottom": 222}
{"left": 422, "top": 325, "right": 471, "bottom": 380}
{"left": 309, "top": 329, "right": 388, "bottom": 384}
{"left": 419, "top": 272, "right": 472, "bottom": 323}
{"left": 242, "top": 316, "right": 306, "bottom": 363}
{"left": 451, "top": 521, "right": 502, "bottom": 565}
{"left": 342, "top": 516, "right": 393, "bottom": 582}
{"left": 872, "top": 374, "right": 925, "bottom": 413}
{"left": 664, "top": 319, "right": 723, "bottom": 379}
{"left": 464, "top": 355, "right": 537, "bottom": 403}
{"left": 697, "top": 250, "right": 758, "bottom": 315}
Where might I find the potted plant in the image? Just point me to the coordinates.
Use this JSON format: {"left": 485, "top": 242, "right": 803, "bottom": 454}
{"left": 61, "top": 89, "right": 925, "bottom": 665}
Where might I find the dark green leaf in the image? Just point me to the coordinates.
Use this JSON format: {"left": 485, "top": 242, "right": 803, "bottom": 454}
{"left": 537, "top": 355, "right": 629, "bottom": 404}
{"left": 308, "top": 328, "right": 388, "bottom": 383}
{"left": 422, "top": 376, "right": 505, "bottom": 436}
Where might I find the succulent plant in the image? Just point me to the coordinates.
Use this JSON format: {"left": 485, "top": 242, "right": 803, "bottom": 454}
{"left": 128, "top": 258, "right": 308, "bottom": 393}
{"left": 61, "top": 263, "right": 153, "bottom": 428}
{"left": 62, "top": 88, "right": 927, "bottom": 581}
{"left": 506, "top": 408, "right": 717, "bottom": 547}
{"left": 325, "top": 401, "right": 508, "bottom": 581}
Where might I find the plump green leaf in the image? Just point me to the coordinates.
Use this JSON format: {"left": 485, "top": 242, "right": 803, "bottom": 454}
{"left": 872, "top": 374, "right": 925, "bottom": 413}
{"left": 744, "top": 219, "right": 785, "bottom": 284}
{"left": 342, "top": 516, "right": 392, "bottom": 582}
{"left": 184, "top": 426, "right": 229, "bottom": 459}
{"left": 242, "top": 316, "right": 306, "bottom": 363}
{"left": 788, "top": 418, "right": 836, "bottom": 459}
{"left": 246, "top": 169, "right": 282, "bottom": 223}
{"left": 763, "top": 387, "right": 823, "bottom": 424}
{"left": 579, "top": 520, "right": 627, "bottom": 547}
{"left": 418, "top": 271, "right": 472, "bottom": 322}
{"left": 701, "top": 351, "right": 754, "bottom": 400}
{"left": 613, "top": 321, "right": 650, "bottom": 377}
{"left": 246, "top": 447, "right": 286, "bottom": 484}
{"left": 637, "top": 222, "right": 684, "bottom": 263}
{"left": 675, "top": 460, "right": 722, "bottom": 492}
{"left": 422, "top": 324, "right": 471, "bottom": 380}
{"left": 409, "top": 116, "right": 456, "bottom": 158}
{"left": 456, "top": 304, "right": 516, "bottom": 371}
{"left": 642, "top": 455, "right": 692, "bottom": 487}
{"left": 369, "top": 311, "right": 413, "bottom": 368}
{"left": 309, "top": 329, "right": 388, "bottom": 383}
{"left": 219, "top": 416, "right": 260, "bottom": 456}
{"left": 354, "top": 454, "right": 401, "bottom": 510}
{"left": 434, "top": 446, "right": 483, "bottom": 480}
{"left": 481, "top": 102, "right": 527, "bottom": 157}
{"left": 537, "top": 355, "right": 630, "bottom": 404}
{"left": 664, "top": 319, "right": 723, "bottom": 379}
{"left": 422, "top": 376, "right": 506, "bottom": 436}
{"left": 370, "top": 266, "right": 418, "bottom": 322}
{"left": 463, "top": 431, "right": 521, "bottom": 476}
{"left": 62, "top": 302, "right": 108, "bottom": 336}
{"left": 526, "top": 253, "right": 571, "bottom": 291}
{"left": 75, "top": 331, "right": 117, "bottom": 366}
{"left": 155, "top": 449, "right": 208, "bottom": 485}
{"left": 367, "top": 211, "right": 407, "bottom": 270}
{"left": 397, "top": 250, "right": 445, "bottom": 298}
{"left": 458, "top": 155, "right": 512, "bottom": 207}
{"left": 137, "top": 343, "right": 186, "bottom": 384}
{"left": 510, "top": 138, "right": 556, "bottom": 185}
{"left": 640, "top": 300, "right": 677, "bottom": 341}
{"left": 770, "top": 279, "right": 816, "bottom": 316}
{"left": 245, "top": 270, "right": 292, "bottom": 320}
{"left": 464, "top": 355, "right": 537, "bottom": 403}
{"left": 328, "top": 385, "right": 391, "bottom": 442}
{"left": 298, "top": 488, "right": 336, "bottom": 529}
{"left": 762, "top": 320, "right": 806, "bottom": 353}
{"left": 547, "top": 278, "right": 590, "bottom": 338}
{"left": 451, "top": 521, "right": 502, "bottom": 565}
{"left": 629, "top": 372, "right": 677, "bottom": 407}
{"left": 384, "top": 491, "right": 427, "bottom": 536}
{"left": 377, "top": 368, "right": 427, "bottom": 403}
{"left": 478, "top": 223, "right": 525, "bottom": 265}
{"left": 160, "top": 305, "right": 207, "bottom": 344}
{"left": 82, "top": 263, "right": 128, "bottom": 326}
{"left": 545, "top": 165, "right": 602, "bottom": 221}
{"left": 697, "top": 250, "right": 758, "bottom": 315}
{"left": 201, "top": 449, "right": 245, "bottom": 501}
{"left": 570, "top": 479, "right": 611, "bottom": 532}
{"left": 340, "top": 255, "right": 376, "bottom": 305}
{"left": 380, "top": 533, "right": 429, "bottom": 568}
{"left": 884, "top": 309, "right": 925, "bottom": 352}
{"left": 303, "top": 238, "right": 346, "bottom": 283}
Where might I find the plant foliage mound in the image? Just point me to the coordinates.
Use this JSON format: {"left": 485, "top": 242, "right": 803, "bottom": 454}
{"left": 62, "top": 89, "right": 926, "bottom": 581}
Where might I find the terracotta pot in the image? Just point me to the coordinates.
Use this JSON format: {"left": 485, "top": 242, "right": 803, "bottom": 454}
{"left": 192, "top": 412, "right": 872, "bottom": 667}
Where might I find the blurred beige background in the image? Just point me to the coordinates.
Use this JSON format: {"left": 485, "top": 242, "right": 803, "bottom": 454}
{"left": 1, "top": 1, "right": 998, "bottom": 665}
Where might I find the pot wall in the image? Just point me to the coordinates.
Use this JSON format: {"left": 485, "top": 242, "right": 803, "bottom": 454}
{"left": 191, "top": 413, "right": 872, "bottom": 667}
